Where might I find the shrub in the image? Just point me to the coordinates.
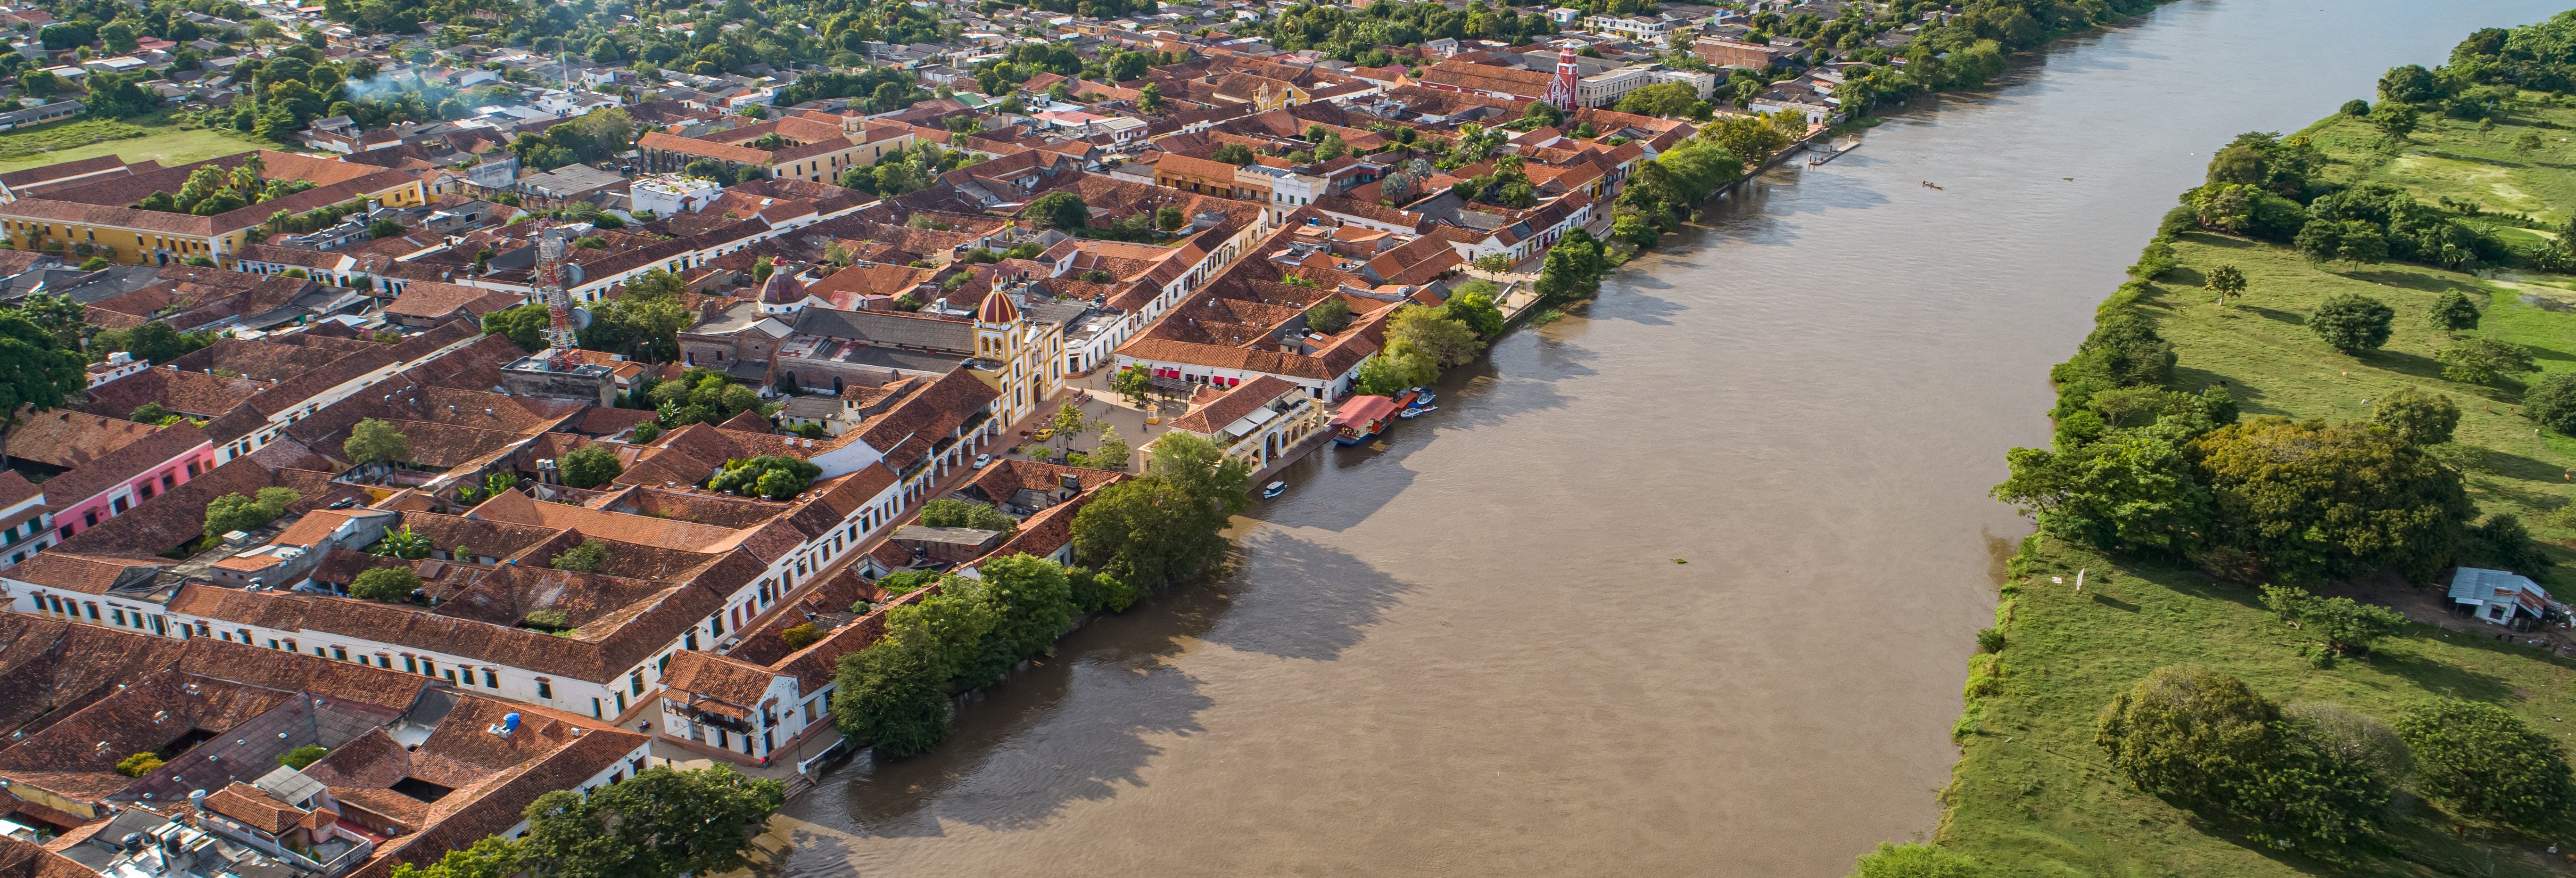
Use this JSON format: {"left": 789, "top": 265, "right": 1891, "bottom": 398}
{"left": 2435, "top": 337, "right": 2536, "bottom": 386}
{"left": 203, "top": 487, "right": 301, "bottom": 539}
{"left": 559, "top": 445, "right": 623, "bottom": 489}
{"left": 830, "top": 634, "right": 950, "bottom": 756}
{"left": 875, "top": 569, "right": 938, "bottom": 595}
{"left": 631, "top": 422, "right": 661, "bottom": 443}
{"left": 2370, "top": 385, "right": 2458, "bottom": 445}
{"left": 276, "top": 745, "right": 329, "bottom": 770}
{"left": 2283, "top": 702, "right": 2411, "bottom": 788}
{"left": 2258, "top": 585, "right": 2408, "bottom": 655}
{"left": 706, "top": 455, "right": 821, "bottom": 500}
{"left": 918, "top": 498, "right": 1019, "bottom": 532}
{"left": 2525, "top": 372, "right": 2576, "bottom": 435}
{"left": 2463, "top": 513, "right": 2547, "bottom": 574}
{"left": 115, "top": 752, "right": 164, "bottom": 778}
{"left": 2395, "top": 698, "right": 2575, "bottom": 829}
{"left": 350, "top": 567, "right": 422, "bottom": 601}
{"left": 2427, "top": 289, "right": 2480, "bottom": 331}
{"left": 2095, "top": 666, "right": 2387, "bottom": 849}
{"left": 551, "top": 539, "right": 607, "bottom": 573}
{"left": 780, "top": 623, "right": 824, "bottom": 650}
{"left": 2309, "top": 293, "right": 2394, "bottom": 352}
{"left": 522, "top": 609, "right": 573, "bottom": 632}
{"left": 1974, "top": 627, "right": 2005, "bottom": 654}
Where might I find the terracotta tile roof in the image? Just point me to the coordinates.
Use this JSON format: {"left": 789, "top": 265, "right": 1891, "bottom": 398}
{"left": 206, "top": 782, "right": 304, "bottom": 834}
{"left": 0, "top": 472, "right": 36, "bottom": 510}
{"left": 25, "top": 424, "right": 210, "bottom": 513}
{"left": 1, "top": 411, "right": 161, "bottom": 469}
{"left": 0, "top": 835, "right": 98, "bottom": 878}
{"left": 0, "top": 615, "right": 191, "bottom": 737}
{"left": 659, "top": 650, "right": 774, "bottom": 712}
{"left": 470, "top": 488, "right": 746, "bottom": 552}
{"left": 80, "top": 368, "right": 266, "bottom": 419}
{"left": 386, "top": 281, "right": 527, "bottom": 320}
{"left": 164, "top": 336, "right": 351, "bottom": 383}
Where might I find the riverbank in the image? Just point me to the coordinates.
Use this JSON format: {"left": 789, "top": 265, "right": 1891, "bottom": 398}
{"left": 1941, "top": 22, "right": 2576, "bottom": 877}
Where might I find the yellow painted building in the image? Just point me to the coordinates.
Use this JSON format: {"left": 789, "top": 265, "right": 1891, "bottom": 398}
{"left": 0, "top": 150, "right": 425, "bottom": 266}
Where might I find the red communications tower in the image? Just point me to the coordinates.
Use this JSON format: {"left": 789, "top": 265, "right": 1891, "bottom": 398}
{"left": 1544, "top": 44, "right": 1580, "bottom": 111}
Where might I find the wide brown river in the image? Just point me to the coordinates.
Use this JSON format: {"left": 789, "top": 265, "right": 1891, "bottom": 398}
{"left": 768, "top": 2, "right": 2573, "bottom": 874}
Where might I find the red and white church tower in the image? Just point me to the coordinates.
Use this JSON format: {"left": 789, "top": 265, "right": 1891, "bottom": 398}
{"left": 1543, "top": 44, "right": 1581, "bottom": 110}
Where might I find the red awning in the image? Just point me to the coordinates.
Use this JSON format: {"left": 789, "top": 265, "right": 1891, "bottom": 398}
{"left": 1329, "top": 395, "right": 1398, "bottom": 427}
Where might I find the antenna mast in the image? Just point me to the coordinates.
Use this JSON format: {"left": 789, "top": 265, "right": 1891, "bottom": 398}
{"left": 535, "top": 225, "right": 578, "bottom": 370}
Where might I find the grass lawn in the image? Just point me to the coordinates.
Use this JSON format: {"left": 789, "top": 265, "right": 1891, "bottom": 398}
{"left": 1940, "top": 93, "right": 2576, "bottom": 877}
{"left": 1944, "top": 541, "right": 2576, "bottom": 878}
{"left": 0, "top": 114, "right": 274, "bottom": 173}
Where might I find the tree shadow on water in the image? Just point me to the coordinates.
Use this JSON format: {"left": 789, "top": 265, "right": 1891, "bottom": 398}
{"left": 1191, "top": 529, "right": 1414, "bottom": 664}
{"left": 782, "top": 576, "right": 1238, "bottom": 839}
{"left": 776, "top": 536, "right": 1412, "bottom": 845}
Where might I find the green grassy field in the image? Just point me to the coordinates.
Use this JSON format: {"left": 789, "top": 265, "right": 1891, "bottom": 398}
{"left": 1938, "top": 95, "right": 2576, "bottom": 876}
{"left": 0, "top": 114, "right": 271, "bottom": 173}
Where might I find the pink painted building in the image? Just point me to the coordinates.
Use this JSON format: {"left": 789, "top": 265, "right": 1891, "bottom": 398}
{"left": 39, "top": 424, "right": 220, "bottom": 542}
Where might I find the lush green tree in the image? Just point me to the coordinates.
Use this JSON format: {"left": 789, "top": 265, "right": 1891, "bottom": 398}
{"left": 2367, "top": 100, "right": 2419, "bottom": 141}
{"left": 1353, "top": 343, "right": 1438, "bottom": 397}
{"left": 1305, "top": 296, "right": 1351, "bottom": 333}
{"left": 1111, "top": 364, "right": 1155, "bottom": 406}
{"left": 1065, "top": 565, "right": 1137, "bottom": 614}
{"left": 2435, "top": 337, "right": 2536, "bottom": 386}
{"left": 580, "top": 282, "right": 692, "bottom": 362}
{"left": 975, "top": 554, "right": 1076, "bottom": 662}
{"left": 1534, "top": 229, "right": 1609, "bottom": 302}
{"left": 2307, "top": 294, "right": 2394, "bottom": 353}
{"left": 831, "top": 625, "right": 950, "bottom": 755}
{"left": 2202, "top": 264, "right": 2246, "bottom": 305}
{"left": 1211, "top": 143, "right": 1257, "bottom": 166}
{"left": 551, "top": 539, "right": 607, "bottom": 573}
{"left": 204, "top": 488, "right": 300, "bottom": 539}
{"left": 2396, "top": 698, "right": 2575, "bottom": 829}
{"left": 1385, "top": 305, "right": 1481, "bottom": 368}
{"left": 344, "top": 418, "right": 411, "bottom": 465}
{"left": 2530, "top": 372, "right": 2576, "bottom": 435}
{"left": 1443, "top": 281, "right": 1507, "bottom": 336}
{"left": 2095, "top": 666, "right": 2387, "bottom": 850}
{"left": 1138, "top": 82, "right": 1164, "bottom": 112}
{"left": 1615, "top": 82, "right": 1702, "bottom": 118}
{"left": 1993, "top": 429, "right": 2208, "bottom": 554}
{"left": 2284, "top": 702, "right": 2413, "bottom": 788}
{"left": 516, "top": 765, "right": 784, "bottom": 878}
{"left": 2371, "top": 386, "right": 2459, "bottom": 445}
{"left": 483, "top": 304, "right": 551, "bottom": 353}
{"left": 1027, "top": 191, "right": 1090, "bottom": 231}
{"left": 2190, "top": 418, "right": 2472, "bottom": 584}
{"left": 374, "top": 525, "right": 431, "bottom": 560}
{"left": 558, "top": 445, "right": 623, "bottom": 489}
{"left": 1072, "top": 432, "right": 1249, "bottom": 590}
{"left": 2259, "top": 586, "right": 2408, "bottom": 656}
{"left": 97, "top": 320, "right": 213, "bottom": 365}
{"left": 919, "top": 498, "right": 1019, "bottom": 531}
{"left": 388, "top": 837, "right": 523, "bottom": 878}
{"left": 706, "top": 455, "right": 822, "bottom": 500}
{"left": 350, "top": 566, "right": 421, "bottom": 601}
{"left": 2427, "top": 289, "right": 2480, "bottom": 331}
{"left": 0, "top": 309, "right": 87, "bottom": 467}
{"left": 11, "top": 292, "right": 87, "bottom": 352}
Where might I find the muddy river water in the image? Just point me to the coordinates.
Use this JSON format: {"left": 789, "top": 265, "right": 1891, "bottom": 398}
{"left": 768, "top": 1, "right": 2573, "bottom": 873}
